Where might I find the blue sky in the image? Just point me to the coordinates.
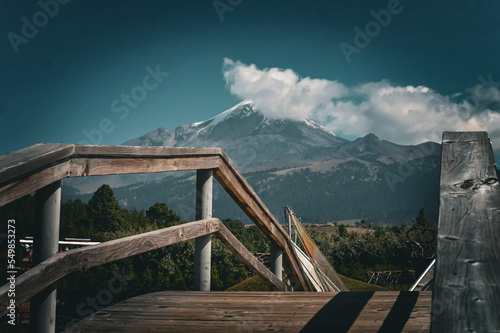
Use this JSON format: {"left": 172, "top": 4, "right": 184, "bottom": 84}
{"left": 1, "top": 0, "right": 499, "bottom": 155}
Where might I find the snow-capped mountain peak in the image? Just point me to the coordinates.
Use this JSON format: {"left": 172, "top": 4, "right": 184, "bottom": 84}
{"left": 197, "top": 100, "right": 255, "bottom": 127}
{"left": 124, "top": 102, "right": 347, "bottom": 169}
{"left": 303, "top": 118, "right": 336, "bottom": 136}
{"left": 198, "top": 101, "right": 336, "bottom": 137}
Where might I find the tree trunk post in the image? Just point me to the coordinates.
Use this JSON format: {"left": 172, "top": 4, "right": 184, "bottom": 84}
{"left": 32, "top": 180, "right": 61, "bottom": 333}
{"left": 270, "top": 239, "right": 283, "bottom": 291}
{"left": 195, "top": 169, "right": 212, "bottom": 291}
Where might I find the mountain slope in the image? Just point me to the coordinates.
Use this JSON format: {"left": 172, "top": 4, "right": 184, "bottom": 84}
{"left": 64, "top": 102, "right": 442, "bottom": 225}
{"left": 124, "top": 102, "right": 348, "bottom": 170}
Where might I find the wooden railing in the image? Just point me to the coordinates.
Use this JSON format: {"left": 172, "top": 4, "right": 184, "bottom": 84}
{"left": 2, "top": 132, "right": 499, "bottom": 332}
{"left": 0, "top": 144, "right": 308, "bottom": 286}
{"left": 0, "top": 218, "right": 285, "bottom": 317}
{"left": 0, "top": 143, "right": 310, "bottom": 331}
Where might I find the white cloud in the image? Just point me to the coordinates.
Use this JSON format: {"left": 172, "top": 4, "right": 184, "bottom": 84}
{"left": 222, "top": 58, "right": 500, "bottom": 150}
{"left": 223, "top": 58, "right": 347, "bottom": 121}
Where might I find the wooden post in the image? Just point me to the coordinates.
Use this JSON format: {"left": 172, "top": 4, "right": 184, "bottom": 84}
{"left": 288, "top": 213, "right": 292, "bottom": 239}
{"left": 431, "top": 132, "right": 500, "bottom": 332}
{"left": 195, "top": 169, "right": 212, "bottom": 291}
{"left": 32, "top": 180, "right": 61, "bottom": 333}
{"left": 285, "top": 209, "right": 294, "bottom": 291}
{"left": 270, "top": 239, "right": 283, "bottom": 291}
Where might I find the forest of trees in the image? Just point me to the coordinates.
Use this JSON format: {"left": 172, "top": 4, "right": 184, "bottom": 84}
{"left": 0, "top": 184, "right": 436, "bottom": 330}
{"left": 63, "top": 154, "right": 442, "bottom": 226}
{"left": 307, "top": 207, "right": 436, "bottom": 282}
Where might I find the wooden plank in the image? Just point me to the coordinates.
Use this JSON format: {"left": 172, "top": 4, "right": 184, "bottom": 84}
{"left": 214, "top": 221, "right": 286, "bottom": 291}
{"left": 0, "top": 146, "right": 221, "bottom": 207}
{"left": 68, "top": 156, "right": 220, "bottom": 177}
{"left": 74, "top": 145, "right": 222, "bottom": 157}
{"left": 218, "top": 151, "right": 282, "bottom": 238}
{"left": 71, "top": 291, "right": 431, "bottom": 332}
{"left": 0, "top": 143, "right": 74, "bottom": 185}
{"left": 0, "top": 160, "right": 71, "bottom": 207}
{"left": 214, "top": 154, "right": 310, "bottom": 291}
{"left": 0, "top": 218, "right": 220, "bottom": 316}
{"left": 432, "top": 131, "right": 500, "bottom": 332}
{"left": 75, "top": 320, "right": 308, "bottom": 333}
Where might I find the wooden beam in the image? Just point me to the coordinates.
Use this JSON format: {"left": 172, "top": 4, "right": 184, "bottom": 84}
{"left": 214, "top": 221, "right": 286, "bottom": 291}
{"left": 214, "top": 153, "right": 310, "bottom": 291}
{"left": 32, "top": 180, "right": 62, "bottom": 332}
{"left": 194, "top": 169, "right": 213, "bottom": 291}
{"left": 270, "top": 238, "right": 283, "bottom": 288}
{"left": 0, "top": 160, "right": 71, "bottom": 207}
{"left": 432, "top": 132, "right": 500, "bottom": 332}
{"left": 68, "top": 156, "right": 220, "bottom": 177}
{"left": 0, "top": 145, "right": 221, "bottom": 207}
{"left": 0, "top": 143, "right": 74, "bottom": 186}
{"left": 0, "top": 218, "right": 220, "bottom": 316}
{"left": 74, "top": 145, "right": 222, "bottom": 157}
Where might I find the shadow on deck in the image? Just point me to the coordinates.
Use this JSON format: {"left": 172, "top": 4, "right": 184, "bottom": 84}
{"left": 72, "top": 291, "right": 432, "bottom": 332}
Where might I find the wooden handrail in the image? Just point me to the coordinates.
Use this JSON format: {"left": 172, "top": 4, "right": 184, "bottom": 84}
{"left": 215, "top": 151, "right": 310, "bottom": 290}
{"left": 0, "top": 145, "right": 222, "bottom": 206}
{"left": 0, "top": 218, "right": 286, "bottom": 317}
{"left": 0, "top": 219, "right": 218, "bottom": 316}
{"left": 0, "top": 144, "right": 310, "bottom": 290}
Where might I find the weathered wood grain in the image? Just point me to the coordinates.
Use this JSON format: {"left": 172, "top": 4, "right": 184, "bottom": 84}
{"left": 0, "top": 219, "right": 220, "bottom": 316}
{"left": 215, "top": 222, "right": 286, "bottom": 291}
{"left": 0, "top": 143, "right": 74, "bottom": 185}
{"left": 431, "top": 131, "right": 500, "bottom": 332}
{"left": 0, "top": 146, "right": 221, "bottom": 206}
{"left": 68, "top": 156, "right": 220, "bottom": 177}
{"left": 0, "top": 160, "right": 71, "bottom": 207}
{"left": 71, "top": 291, "right": 431, "bottom": 332}
{"left": 74, "top": 145, "right": 222, "bottom": 157}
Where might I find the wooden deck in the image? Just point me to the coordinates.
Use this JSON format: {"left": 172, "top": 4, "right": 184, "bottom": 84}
{"left": 72, "top": 291, "right": 432, "bottom": 332}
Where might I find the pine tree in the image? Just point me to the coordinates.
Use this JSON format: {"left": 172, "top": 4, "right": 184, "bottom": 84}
{"left": 146, "top": 203, "right": 182, "bottom": 228}
{"left": 412, "top": 208, "right": 431, "bottom": 229}
{"left": 86, "top": 184, "right": 124, "bottom": 233}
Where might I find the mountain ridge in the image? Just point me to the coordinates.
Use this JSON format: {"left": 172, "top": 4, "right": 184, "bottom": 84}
{"left": 123, "top": 102, "right": 440, "bottom": 171}
{"left": 64, "top": 102, "right": 443, "bottom": 225}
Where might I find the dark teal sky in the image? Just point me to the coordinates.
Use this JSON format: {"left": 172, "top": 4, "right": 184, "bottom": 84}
{"left": 1, "top": 0, "right": 499, "bottom": 154}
